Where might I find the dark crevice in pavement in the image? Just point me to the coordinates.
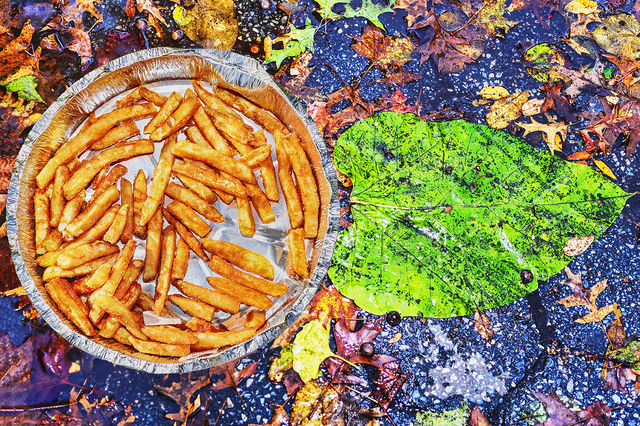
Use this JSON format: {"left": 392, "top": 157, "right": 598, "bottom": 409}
{"left": 488, "top": 290, "right": 556, "bottom": 425}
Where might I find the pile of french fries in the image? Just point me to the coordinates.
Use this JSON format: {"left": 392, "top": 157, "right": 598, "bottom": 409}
{"left": 33, "top": 80, "right": 320, "bottom": 359}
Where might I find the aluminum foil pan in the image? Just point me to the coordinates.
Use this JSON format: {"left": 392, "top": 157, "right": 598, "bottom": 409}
{"left": 7, "top": 48, "right": 339, "bottom": 374}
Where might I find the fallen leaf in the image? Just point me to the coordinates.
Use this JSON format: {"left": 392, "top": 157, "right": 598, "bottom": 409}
{"left": 272, "top": 284, "right": 359, "bottom": 347}
{"left": 474, "top": 309, "right": 494, "bottom": 342}
{"left": 291, "top": 320, "right": 355, "bottom": 383}
{"left": 155, "top": 372, "right": 211, "bottom": 422}
{"left": 388, "top": 332, "right": 402, "bottom": 344}
{"left": 485, "top": 91, "right": 529, "bottom": 129}
{"left": 566, "top": 151, "right": 592, "bottom": 161}
{"left": 278, "top": 50, "right": 325, "bottom": 105}
{"left": 468, "top": 406, "right": 493, "bottom": 426}
{"left": 563, "top": 236, "right": 594, "bottom": 256}
{"left": 480, "top": 85, "right": 509, "bottom": 100}
{"left": 592, "top": 13, "right": 640, "bottom": 60}
{"left": 415, "top": 403, "right": 471, "bottom": 426}
{"left": 250, "top": 402, "right": 289, "bottom": 426}
{"left": 565, "top": 0, "right": 599, "bottom": 15}
{"left": 523, "top": 43, "right": 571, "bottom": 83}
{"left": 532, "top": 391, "right": 612, "bottom": 426}
{"left": 210, "top": 358, "right": 260, "bottom": 392}
{"left": 459, "top": 0, "right": 519, "bottom": 38}
{"left": 331, "top": 113, "right": 630, "bottom": 317}
{"left": 539, "top": 82, "right": 577, "bottom": 121}
{"left": 343, "top": 0, "right": 395, "bottom": 31}
{"left": 173, "top": 0, "right": 237, "bottom": 50}
{"left": 265, "top": 18, "right": 315, "bottom": 68}
{"left": 556, "top": 267, "right": 615, "bottom": 324}
{"left": 517, "top": 116, "right": 568, "bottom": 152}
{"left": 593, "top": 159, "right": 617, "bottom": 180}
{"left": 350, "top": 23, "right": 416, "bottom": 71}
{"left": 393, "top": 0, "right": 428, "bottom": 29}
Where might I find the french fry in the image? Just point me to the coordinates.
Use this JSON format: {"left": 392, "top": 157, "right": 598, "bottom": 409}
{"left": 113, "top": 326, "right": 134, "bottom": 346}
{"left": 143, "top": 207, "right": 163, "bottom": 282}
{"left": 63, "top": 140, "right": 154, "bottom": 201}
{"left": 154, "top": 225, "right": 176, "bottom": 315}
{"left": 237, "top": 145, "right": 272, "bottom": 168}
{"left": 171, "top": 141, "right": 256, "bottom": 184}
{"left": 274, "top": 130, "right": 303, "bottom": 229}
{"left": 139, "top": 134, "right": 177, "bottom": 226}
{"left": 141, "top": 325, "right": 198, "bottom": 345}
{"left": 37, "top": 102, "right": 157, "bottom": 189}
{"left": 175, "top": 173, "right": 218, "bottom": 204}
{"left": 99, "top": 282, "right": 142, "bottom": 338}
{"left": 45, "top": 278, "right": 96, "bottom": 336}
{"left": 56, "top": 241, "right": 119, "bottom": 270}
{"left": 246, "top": 184, "right": 275, "bottom": 224}
{"left": 144, "top": 91, "right": 182, "bottom": 134}
{"left": 163, "top": 209, "right": 209, "bottom": 262}
{"left": 191, "top": 108, "right": 236, "bottom": 157}
{"left": 132, "top": 169, "right": 147, "bottom": 238}
{"left": 63, "top": 185, "right": 120, "bottom": 241}
{"left": 72, "top": 262, "right": 112, "bottom": 294}
{"left": 88, "top": 164, "right": 128, "bottom": 206}
{"left": 67, "top": 157, "right": 81, "bottom": 173}
{"left": 128, "top": 336, "right": 190, "bottom": 357}
{"left": 283, "top": 133, "right": 319, "bottom": 238}
{"left": 168, "top": 294, "right": 215, "bottom": 322}
{"left": 92, "top": 291, "right": 147, "bottom": 340}
{"left": 208, "top": 111, "right": 256, "bottom": 152}
{"left": 215, "top": 87, "right": 288, "bottom": 135}
{"left": 116, "top": 86, "right": 142, "bottom": 108}
{"left": 166, "top": 200, "right": 211, "bottom": 238}
{"left": 191, "top": 328, "right": 256, "bottom": 351}
{"left": 40, "top": 228, "right": 63, "bottom": 253}
{"left": 34, "top": 191, "right": 50, "bottom": 254}
{"left": 172, "top": 160, "right": 247, "bottom": 198}
{"left": 185, "top": 316, "right": 222, "bottom": 332}
{"left": 171, "top": 237, "right": 190, "bottom": 280}
{"left": 206, "top": 277, "right": 273, "bottom": 310}
{"left": 287, "top": 228, "right": 309, "bottom": 279}
{"left": 90, "top": 120, "right": 140, "bottom": 151}
{"left": 119, "top": 178, "right": 134, "bottom": 243}
{"left": 103, "top": 204, "right": 128, "bottom": 244}
{"left": 208, "top": 255, "right": 288, "bottom": 298}
{"left": 50, "top": 165, "right": 70, "bottom": 227}
{"left": 150, "top": 89, "right": 200, "bottom": 141}
{"left": 92, "top": 165, "right": 108, "bottom": 190}
{"left": 245, "top": 309, "right": 266, "bottom": 329}
{"left": 139, "top": 86, "right": 168, "bottom": 106}
{"left": 192, "top": 80, "right": 244, "bottom": 122}
{"left": 201, "top": 239, "right": 274, "bottom": 279}
{"left": 114, "top": 260, "right": 144, "bottom": 300}
{"left": 165, "top": 182, "right": 223, "bottom": 223}
{"left": 252, "top": 130, "right": 279, "bottom": 201}
{"left": 43, "top": 253, "right": 118, "bottom": 281}
{"left": 236, "top": 196, "right": 255, "bottom": 237}
{"left": 88, "top": 239, "right": 137, "bottom": 324}
{"left": 59, "top": 189, "right": 85, "bottom": 231}
{"left": 173, "top": 279, "right": 240, "bottom": 314}
{"left": 136, "top": 291, "right": 179, "bottom": 318}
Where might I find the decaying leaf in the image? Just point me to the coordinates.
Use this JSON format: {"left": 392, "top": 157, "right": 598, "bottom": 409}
{"left": 556, "top": 267, "right": 615, "bottom": 324}
{"left": 468, "top": 406, "right": 493, "bottom": 426}
{"left": 155, "top": 372, "right": 211, "bottom": 422}
{"left": 601, "top": 312, "right": 640, "bottom": 394}
{"left": 331, "top": 113, "right": 630, "bottom": 317}
{"left": 474, "top": 309, "right": 494, "bottom": 342}
{"left": 523, "top": 43, "right": 571, "bottom": 83}
{"left": 173, "top": 0, "right": 237, "bottom": 50}
{"left": 592, "top": 13, "right": 640, "bottom": 60}
{"left": 393, "top": 0, "right": 428, "bottom": 29}
{"left": 480, "top": 85, "right": 509, "bottom": 100}
{"left": 415, "top": 403, "right": 471, "bottom": 426}
{"left": 593, "top": 159, "right": 617, "bottom": 180}
{"left": 485, "top": 91, "right": 528, "bottom": 129}
{"left": 564, "top": 0, "right": 599, "bottom": 15}
{"left": 210, "top": 358, "right": 260, "bottom": 391}
{"left": 350, "top": 23, "right": 416, "bottom": 71}
{"left": 563, "top": 236, "right": 594, "bottom": 256}
{"left": 531, "top": 391, "right": 612, "bottom": 426}
{"left": 265, "top": 19, "right": 316, "bottom": 68}
{"left": 342, "top": 0, "right": 395, "bottom": 31}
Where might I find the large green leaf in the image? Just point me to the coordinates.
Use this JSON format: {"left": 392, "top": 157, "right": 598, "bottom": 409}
{"left": 330, "top": 112, "right": 631, "bottom": 318}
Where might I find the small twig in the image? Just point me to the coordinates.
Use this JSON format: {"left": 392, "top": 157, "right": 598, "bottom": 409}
{"left": 212, "top": 397, "right": 226, "bottom": 426}
{"left": 342, "top": 385, "right": 398, "bottom": 426}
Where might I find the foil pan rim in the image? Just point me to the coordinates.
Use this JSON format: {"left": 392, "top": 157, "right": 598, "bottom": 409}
{"left": 7, "top": 47, "right": 340, "bottom": 374}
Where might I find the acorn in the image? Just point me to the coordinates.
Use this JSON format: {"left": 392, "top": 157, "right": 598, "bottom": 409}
{"left": 386, "top": 311, "right": 401, "bottom": 326}
{"left": 520, "top": 269, "right": 534, "bottom": 284}
{"left": 359, "top": 342, "right": 375, "bottom": 357}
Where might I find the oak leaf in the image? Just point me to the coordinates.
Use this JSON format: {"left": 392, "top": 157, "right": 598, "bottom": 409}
{"left": 350, "top": 23, "right": 416, "bottom": 71}
{"left": 532, "top": 391, "right": 612, "bottom": 426}
{"left": 209, "top": 359, "right": 261, "bottom": 391}
{"left": 518, "top": 116, "right": 568, "bottom": 152}
{"left": 155, "top": 371, "right": 211, "bottom": 422}
{"left": 556, "top": 267, "right": 615, "bottom": 324}
{"left": 563, "top": 236, "right": 594, "bottom": 256}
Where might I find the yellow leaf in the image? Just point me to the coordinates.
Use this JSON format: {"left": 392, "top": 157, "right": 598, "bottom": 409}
{"left": 174, "top": 0, "right": 238, "bottom": 50}
{"left": 564, "top": 0, "right": 598, "bottom": 15}
{"left": 576, "top": 304, "right": 615, "bottom": 324}
{"left": 480, "top": 85, "right": 509, "bottom": 100}
{"left": 517, "top": 116, "right": 568, "bottom": 152}
{"left": 485, "top": 91, "right": 528, "bottom": 129}
{"left": 388, "top": 332, "right": 402, "bottom": 344}
{"left": 4, "top": 287, "right": 26, "bottom": 296}
{"left": 593, "top": 159, "right": 617, "bottom": 180}
{"left": 592, "top": 13, "right": 640, "bottom": 61}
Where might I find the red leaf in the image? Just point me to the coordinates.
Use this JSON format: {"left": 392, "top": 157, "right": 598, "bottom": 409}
{"left": 468, "top": 406, "right": 493, "bottom": 426}
{"left": 210, "top": 359, "right": 260, "bottom": 391}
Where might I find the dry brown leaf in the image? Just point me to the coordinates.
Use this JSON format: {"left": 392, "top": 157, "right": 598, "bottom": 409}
{"left": 518, "top": 116, "right": 568, "bottom": 152}
{"left": 563, "top": 235, "right": 594, "bottom": 256}
{"left": 485, "top": 91, "right": 528, "bottom": 129}
{"left": 556, "top": 267, "right": 614, "bottom": 324}
{"left": 474, "top": 309, "right": 494, "bottom": 342}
